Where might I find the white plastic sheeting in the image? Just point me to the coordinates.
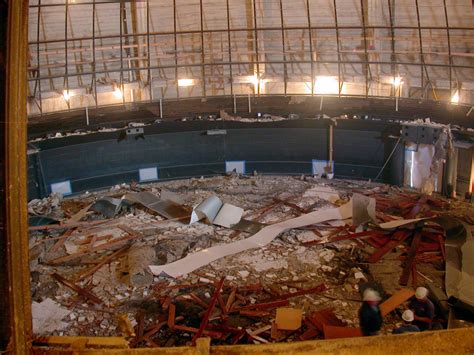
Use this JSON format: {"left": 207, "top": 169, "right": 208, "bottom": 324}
{"left": 150, "top": 200, "right": 354, "bottom": 278}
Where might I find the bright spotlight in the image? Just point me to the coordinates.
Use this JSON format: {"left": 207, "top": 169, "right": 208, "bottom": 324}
{"left": 113, "top": 87, "right": 123, "bottom": 99}
{"left": 451, "top": 90, "right": 459, "bottom": 104}
{"left": 63, "top": 90, "right": 70, "bottom": 101}
{"left": 250, "top": 75, "right": 260, "bottom": 87}
{"left": 314, "top": 76, "right": 339, "bottom": 95}
{"left": 178, "top": 79, "right": 195, "bottom": 87}
{"left": 392, "top": 76, "right": 403, "bottom": 88}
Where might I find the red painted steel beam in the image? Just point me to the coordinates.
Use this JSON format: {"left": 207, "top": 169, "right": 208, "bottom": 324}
{"left": 399, "top": 232, "right": 422, "bottom": 286}
{"left": 366, "top": 230, "right": 410, "bottom": 263}
{"left": 192, "top": 277, "right": 225, "bottom": 344}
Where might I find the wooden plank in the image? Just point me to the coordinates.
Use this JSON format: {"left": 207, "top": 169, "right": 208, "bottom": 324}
{"left": 306, "top": 308, "right": 346, "bottom": 333}
{"left": 3, "top": 2, "right": 32, "bottom": 352}
{"left": 380, "top": 288, "right": 415, "bottom": 317}
{"left": 267, "top": 283, "right": 326, "bottom": 301}
{"left": 237, "top": 299, "right": 290, "bottom": 311}
{"left": 323, "top": 325, "right": 362, "bottom": 339}
{"left": 34, "top": 336, "right": 129, "bottom": 348}
{"left": 167, "top": 304, "right": 176, "bottom": 328}
{"left": 275, "top": 308, "right": 303, "bottom": 330}
{"left": 161, "top": 296, "right": 172, "bottom": 310}
{"left": 226, "top": 287, "right": 237, "bottom": 312}
{"left": 217, "top": 293, "right": 228, "bottom": 316}
{"left": 192, "top": 277, "right": 225, "bottom": 344}
{"left": 190, "top": 293, "right": 209, "bottom": 309}
{"left": 47, "top": 233, "right": 138, "bottom": 265}
{"left": 64, "top": 203, "right": 93, "bottom": 224}
{"left": 51, "top": 273, "right": 102, "bottom": 305}
{"left": 74, "top": 245, "right": 129, "bottom": 282}
{"left": 48, "top": 228, "right": 75, "bottom": 254}
{"left": 29, "top": 220, "right": 107, "bottom": 231}
{"left": 366, "top": 230, "right": 410, "bottom": 263}
{"left": 240, "top": 310, "right": 271, "bottom": 317}
{"left": 399, "top": 232, "right": 422, "bottom": 286}
{"left": 173, "top": 325, "right": 223, "bottom": 338}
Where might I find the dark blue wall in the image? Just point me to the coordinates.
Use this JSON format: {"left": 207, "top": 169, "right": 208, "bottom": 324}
{"left": 28, "top": 119, "right": 404, "bottom": 199}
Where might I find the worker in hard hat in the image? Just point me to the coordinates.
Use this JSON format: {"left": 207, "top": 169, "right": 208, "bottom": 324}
{"left": 359, "top": 288, "right": 383, "bottom": 336}
{"left": 392, "top": 310, "right": 420, "bottom": 334}
{"left": 409, "top": 287, "right": 435, "bottom": 331}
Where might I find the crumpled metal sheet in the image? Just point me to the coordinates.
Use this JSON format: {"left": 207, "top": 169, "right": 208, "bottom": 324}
{"left": 90, "top": 197, "right": 125, "bottom": 218}
{"left": 190, "top": 195, "right": 244, "bottom": 228}
{"left": 438, "top": 216, "right": 474, "bottom": 308}
{"left": 231, "top": 219, "right": 266, "bottom": 234}
{"left": 124, "top": 191, "right": 190, "bottom": 219}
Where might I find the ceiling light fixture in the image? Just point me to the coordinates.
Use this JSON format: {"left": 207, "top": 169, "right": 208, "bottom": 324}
{"left": 314, "top": 76, "right": 339, "bottom": 95}
{"left": 451, "top": 90, "right": 460, "bottom": 104}
{"left": 62, "top": 90, "right": 70, "bottom": 101}
{"left": 178, "top": 79, "right": 195, "bottom": 87}
{"left": 113, "top": 87, "right": 123, "bottom": 99}
{"left": 392, "top": 76, "right": 403, "bottom": 88}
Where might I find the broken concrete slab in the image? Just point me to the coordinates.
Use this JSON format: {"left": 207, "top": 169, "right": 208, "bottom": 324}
{"left": 128, "top": 245, "right": 156, "bottom": 287}
{"left": 154, "top": 234, "right": 213, "bottom": 265}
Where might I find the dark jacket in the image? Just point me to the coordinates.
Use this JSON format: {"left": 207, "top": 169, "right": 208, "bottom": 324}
{"left": 409, "top": 298, "right": 435, "bottom": 331}
{"left": 359, "top": 302, "right": 383, "bottom": 336}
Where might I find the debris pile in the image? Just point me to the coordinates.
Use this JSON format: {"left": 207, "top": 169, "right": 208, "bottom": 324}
{"left": 28, "top": 175, "right": 474, "bottom": 347}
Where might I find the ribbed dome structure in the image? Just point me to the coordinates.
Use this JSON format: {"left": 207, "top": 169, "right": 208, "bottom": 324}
{"left": 27, "top": 0, "right": 474, "bottom": 116}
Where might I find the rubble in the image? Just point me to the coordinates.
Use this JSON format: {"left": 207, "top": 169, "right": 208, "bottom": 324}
{"left": 27, "top": 175, "right": 474, "bottom": 347}
{"left": 32, "top": 298, "right": 71, "bottom": 334}
{"left": 128, "top": 245, "right": 156, "bottom": 287}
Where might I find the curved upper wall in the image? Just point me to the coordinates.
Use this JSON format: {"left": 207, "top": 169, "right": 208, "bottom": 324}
{"left": 27, "top": 119, "right": 404, "bottom": 199}
{"left": 27, "top": 0, "right": 474, "bottom": 117}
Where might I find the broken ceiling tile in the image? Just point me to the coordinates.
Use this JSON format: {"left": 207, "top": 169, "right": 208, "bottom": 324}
{"left": 32, "top": 298, "right": 71, "bottom": 335}
{"left": 352, "top": 193, "right": 376, "bottom": 226}
{"left": 238, "top": 271, "right": 250, "bottom": 278}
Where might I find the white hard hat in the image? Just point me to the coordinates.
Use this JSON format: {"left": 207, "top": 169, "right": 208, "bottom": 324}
{"left": 402, "top": 309, "right": 414, "bottom": 322}
{"left": 415, "top": 287, "right": 428, "bottom": 299}
{"left": 363, "top": 288, "right": 381, "bottom": 302}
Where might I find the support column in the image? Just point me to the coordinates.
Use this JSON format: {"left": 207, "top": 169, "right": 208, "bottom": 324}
{"left": 0, "top": 0, "right": 32, "bottom": 353}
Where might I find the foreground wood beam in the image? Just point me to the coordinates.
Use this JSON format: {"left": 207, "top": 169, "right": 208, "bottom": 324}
{"left": 30, "top": 328, "right": 474, "bottom": 354}
{"left": 1, "top": 0, "right": 31, "bottom": 353}
{"left": 34, "top": 336, "right": 129, "bottom": 349}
